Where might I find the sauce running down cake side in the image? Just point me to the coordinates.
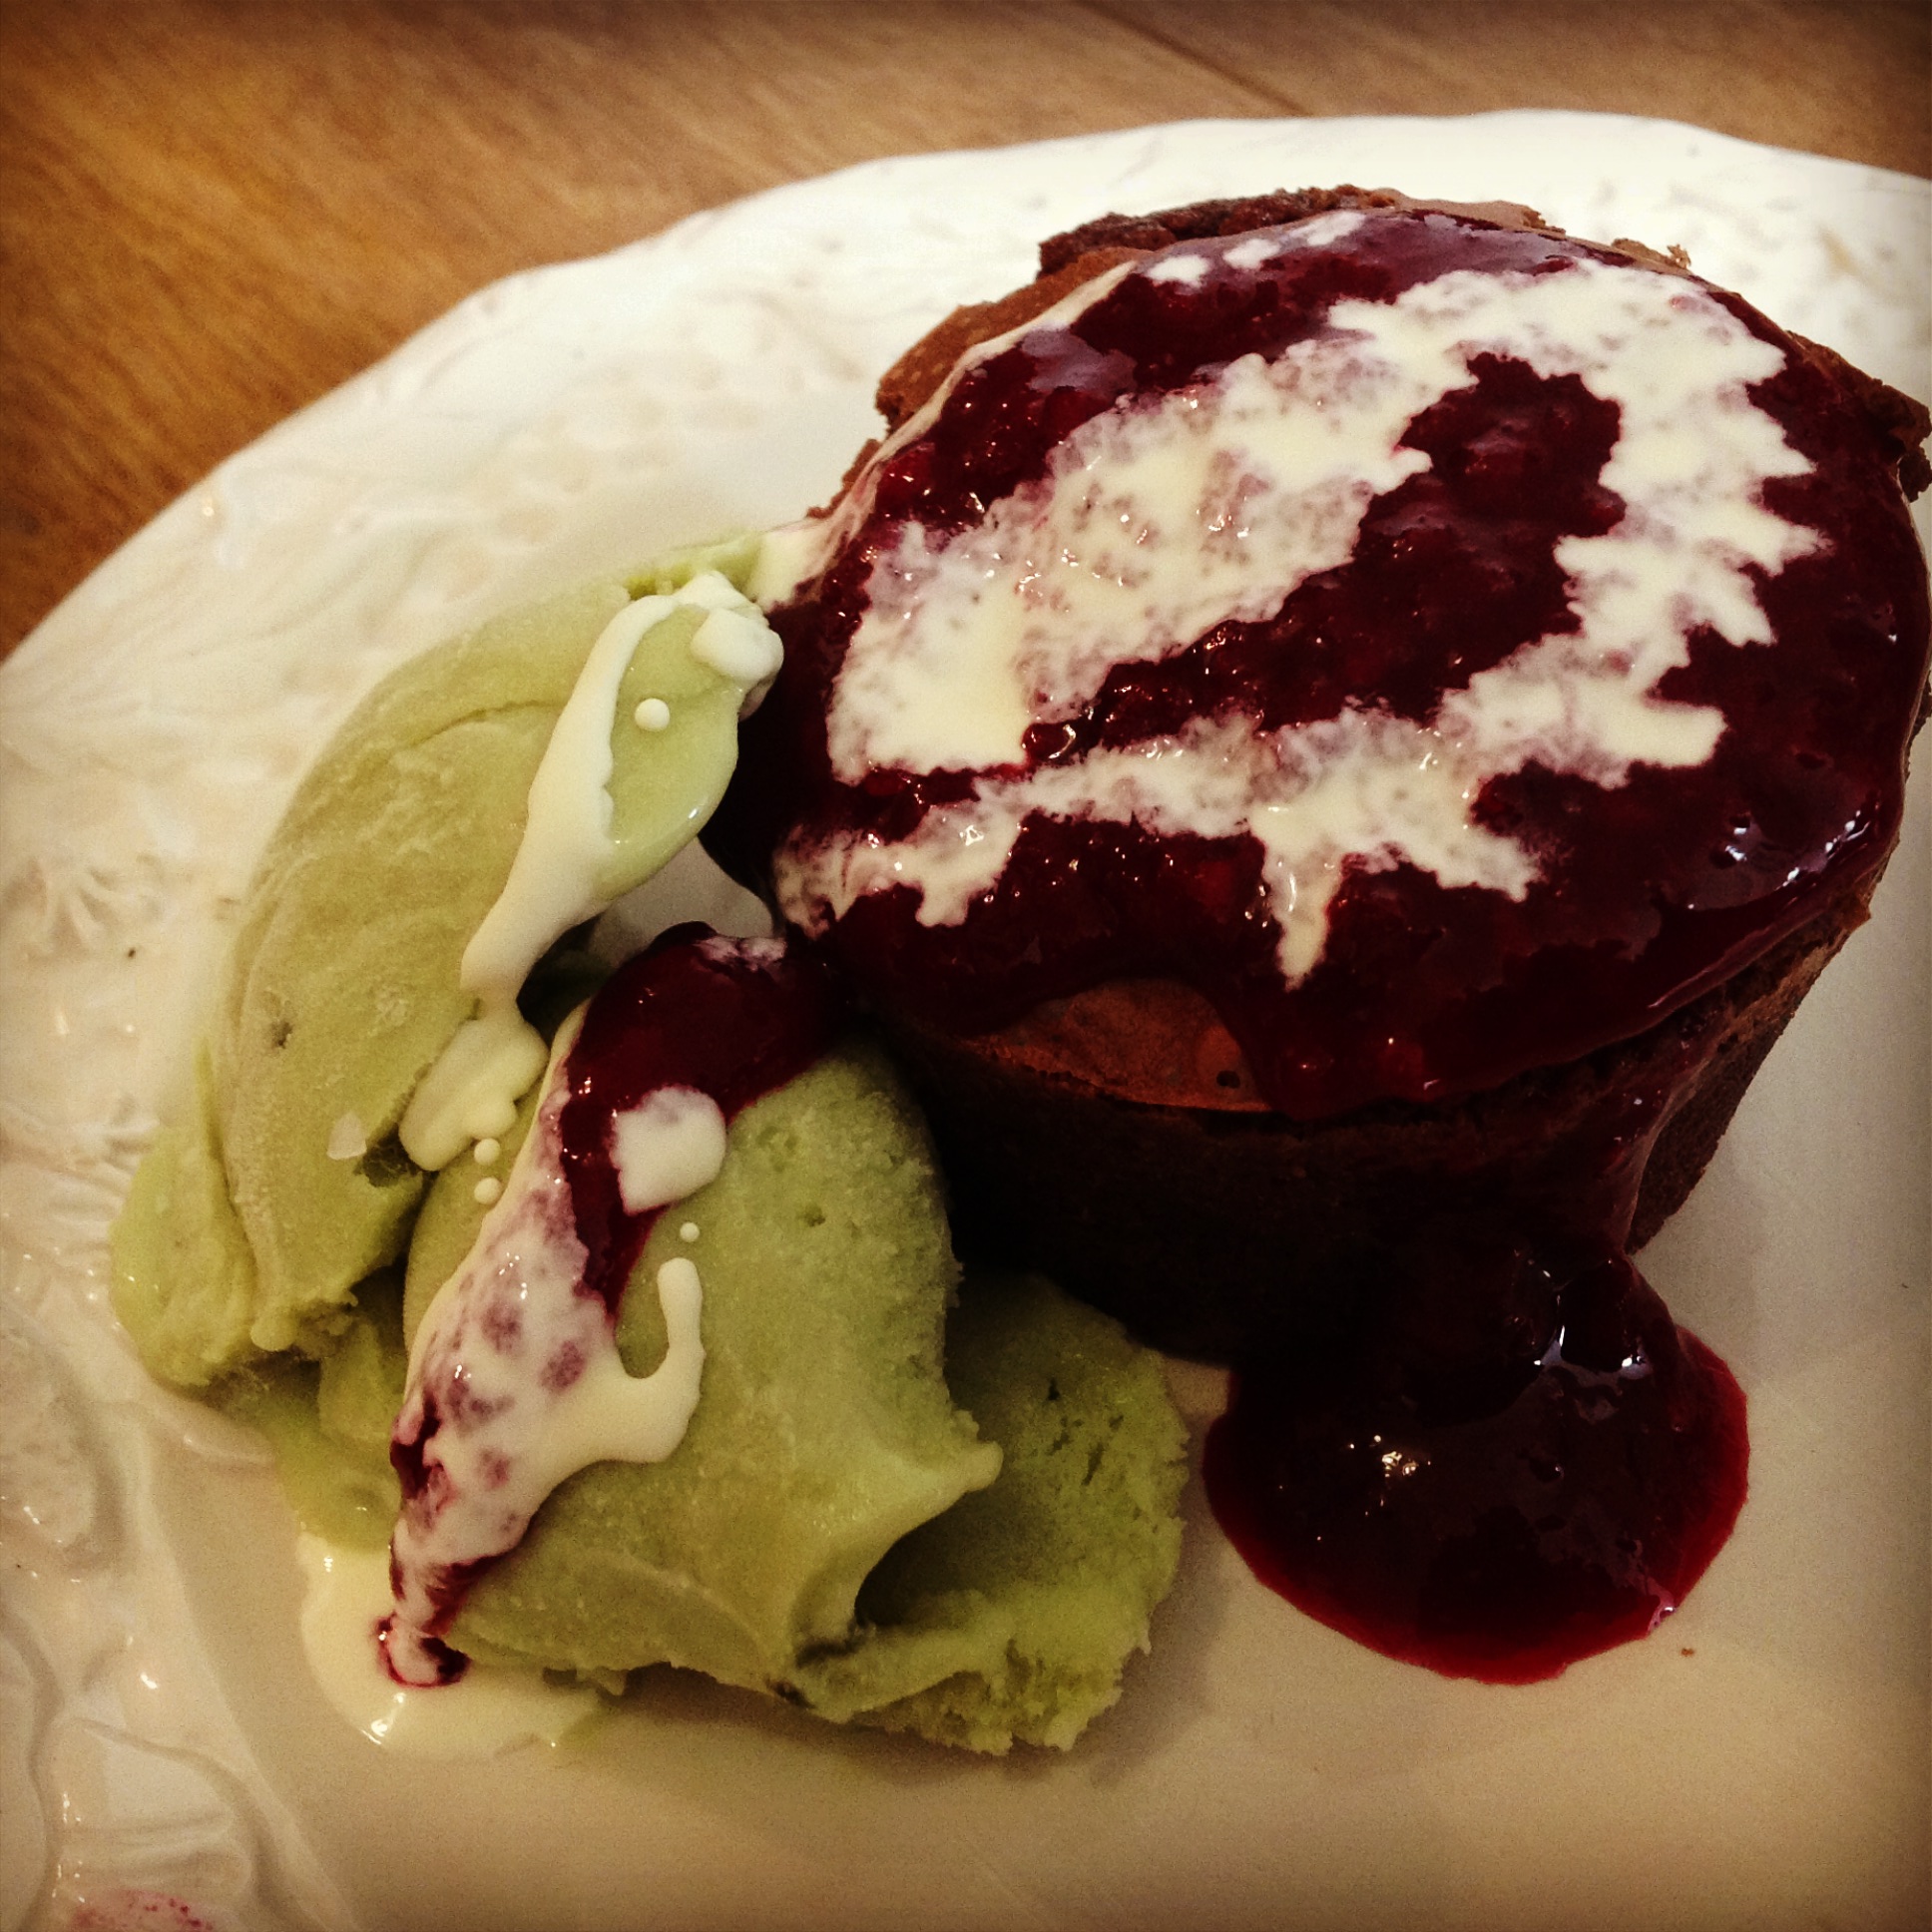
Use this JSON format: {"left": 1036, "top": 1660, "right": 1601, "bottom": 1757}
{"left": 709, "top": 189, "right": 1932, "bottom": 1680}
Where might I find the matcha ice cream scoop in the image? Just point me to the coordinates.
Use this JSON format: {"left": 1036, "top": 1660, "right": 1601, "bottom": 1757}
{"left": 115, "top": 538, "right": 774, "bottom": 1382}
{"left": 112, "top": 540, "right": 1190, "bottom": 1753}
{"left": 404, "top": 931, "right": 1185, "bottom": 1747}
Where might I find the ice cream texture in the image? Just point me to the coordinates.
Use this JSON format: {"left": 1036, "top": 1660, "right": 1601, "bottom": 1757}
{"left": 109, "top": 534, "right": 1188, "bottom": 1753}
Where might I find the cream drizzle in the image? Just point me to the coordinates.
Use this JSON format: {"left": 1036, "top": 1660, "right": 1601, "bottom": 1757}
{"left": 300, "top": 1537, "right": 597, "bottom": 1757}
{"left": 383, "top": 1016, "right": 718, "bottom": 1689}
{"left": 779, "top": 246, "right": 1818, "bottom": 986}
{"left": 398, "top": 572, "right": 780, "bottom": 1172}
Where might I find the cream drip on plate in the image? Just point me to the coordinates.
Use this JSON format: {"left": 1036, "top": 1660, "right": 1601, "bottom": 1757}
{"left": 777, "top": 248, "right": 1818, "bottom": 986}
{"left": 300, "top": 1538, "right": 598, "bottom": 1755}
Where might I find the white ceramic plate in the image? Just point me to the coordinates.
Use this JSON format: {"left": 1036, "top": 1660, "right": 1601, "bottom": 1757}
{"left": 2, "top": 114, "right": 1927, "bottom": 1932}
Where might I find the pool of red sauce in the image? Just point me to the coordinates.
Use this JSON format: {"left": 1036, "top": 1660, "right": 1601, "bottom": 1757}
{"left": 1207, "top": 1258, "right": 1748, "bottom": 1684}
{"left": 1203, "top": 1030, "right": 1750, "bottom": 1682}
{"left": 381, "top": 930, "right": 837, "bottom": 1685}
{"left": 707, "top": 209, "right": 1927, "bottom": 1682}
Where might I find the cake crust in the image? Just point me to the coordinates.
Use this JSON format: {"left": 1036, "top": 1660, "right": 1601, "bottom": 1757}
{"left": 882, "top": 876, "right": 1865, "bottom": 1360}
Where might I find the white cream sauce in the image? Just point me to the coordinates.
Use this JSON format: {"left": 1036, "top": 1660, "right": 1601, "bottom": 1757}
{"left": 780, "top": 245, "right": 1818, "bottom": 986}
{"left": 398, "top": 1004, "right": 547, "bottom": 1172}
{"left": 399, "top": 572, "right": 780, "bottom": 1172}
{"left": 383, "top": 1017, "right": 718, "bottom": 1690}
{"left": 744, "top": 518, "right": 827, "bottom": 609}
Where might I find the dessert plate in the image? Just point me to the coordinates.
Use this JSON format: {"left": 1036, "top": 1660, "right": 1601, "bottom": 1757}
{"left": 2, "top": 113, "right": 1926, "bottom": 1932}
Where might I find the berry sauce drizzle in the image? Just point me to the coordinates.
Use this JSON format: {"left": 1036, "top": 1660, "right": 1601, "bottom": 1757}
{"left": 556, "top": 930, "right": 838, "bottom": 1316}
{"left": 715, "top": 207, "right": 1929, "bottom": 1123}
{"left": 1202, "top": 1037, "right": 1748, "bottom": 1682}
{"left": 381, "top": 929, "right": 836, "bottom": 1686}
{"left": 1205, "top": 1261, "right": 1747, "bottom": 1683}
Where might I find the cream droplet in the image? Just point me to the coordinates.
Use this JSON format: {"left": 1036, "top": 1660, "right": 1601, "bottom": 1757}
{"left": 680, "top": 1221, "right": 700, "bottom": 1243}
{"left": 472, "top": 1138, "right": 502, "bottom": 1167}
{"left": 634, "top": 697, "right": 672, "bottom": 731}
{"left": 690, "top": 606, "right": 783, "bottom": 687}
{"left": 473, "top": 1178, "right": 503, "bottom": 1207}
{"left": 609, "top": 1089, "right": 727, "bottom": 1212}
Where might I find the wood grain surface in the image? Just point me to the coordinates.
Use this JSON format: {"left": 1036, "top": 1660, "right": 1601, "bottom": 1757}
{"left": 2, "top": 0, "right": 1926, "bottom": 655}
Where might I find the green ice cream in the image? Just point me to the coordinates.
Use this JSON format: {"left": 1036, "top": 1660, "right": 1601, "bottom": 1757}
{"left": 433, "top": 1042, "right": 1187, "bottom": 1747}
{"left": 110, "top": 536, "right": 1189, "bottom": 1753}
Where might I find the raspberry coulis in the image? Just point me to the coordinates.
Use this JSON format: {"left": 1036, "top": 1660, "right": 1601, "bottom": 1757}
{"left": 555, "top": 930, "right": 838, "bottom": 1315}
{"left": 1201, "top": 1024, "right": 1749, "bottom": 1682}
{"left": 1207, "top": 1259, "right": 1748, "bottom": 1684}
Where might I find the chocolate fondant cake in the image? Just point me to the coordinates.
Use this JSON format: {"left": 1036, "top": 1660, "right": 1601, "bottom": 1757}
{"left": 708, "top": 188, "right": 1929, "bottom": 1678}
{"left": 714, "top": 187, "right": 1927, "bottom": 1339}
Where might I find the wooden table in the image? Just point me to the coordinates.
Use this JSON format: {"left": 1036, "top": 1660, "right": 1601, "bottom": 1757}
{"left": 3, "top": 0, "right": 1926, "bottom": 656}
